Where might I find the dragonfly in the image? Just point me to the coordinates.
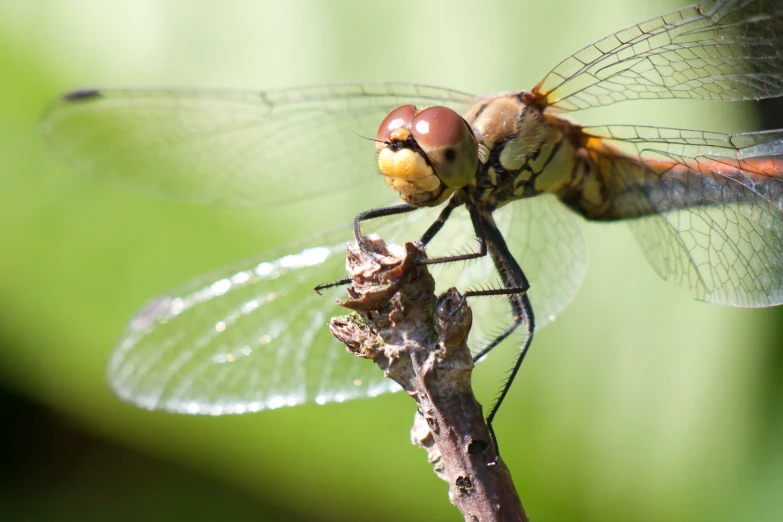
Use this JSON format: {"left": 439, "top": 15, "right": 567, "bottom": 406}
{"left": 41, "top": 0, "right": 783, "bottom": 435}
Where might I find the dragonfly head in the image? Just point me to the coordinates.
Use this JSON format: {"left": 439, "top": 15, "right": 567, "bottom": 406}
{"left": 376, "top": 105, "right": 478, "bottom": 207}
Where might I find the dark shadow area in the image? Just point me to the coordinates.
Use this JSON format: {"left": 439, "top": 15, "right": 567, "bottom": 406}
{"left": 0, "top": 380, "right": 300, "bottom": 522}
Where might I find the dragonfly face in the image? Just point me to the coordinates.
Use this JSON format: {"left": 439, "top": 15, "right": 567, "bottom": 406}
{"left": 40, "top": 0, "right": 783, "bottom": 417}
{"left": 376, "top": 104, "right": 477, "bottom": 206}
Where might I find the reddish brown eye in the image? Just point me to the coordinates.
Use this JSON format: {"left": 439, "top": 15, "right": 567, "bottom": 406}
{"left": 409, "top": 106, "right": 477, "bottom": 189}
{"left": 410, "top": 106, "right": 466, "bottom": 150}
{"left": 376, "top": 105, "right": 416, "bottom": 142}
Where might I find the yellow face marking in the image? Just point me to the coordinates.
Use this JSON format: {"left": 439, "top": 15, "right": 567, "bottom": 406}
{"left": 378, "top": 147, "right": 419, "bottom": 178}
{"left": 377, "top": 147, "right": 395, "bottom": 176}
{"left": 378, "top": 145, "right": 443, "bottom": 205}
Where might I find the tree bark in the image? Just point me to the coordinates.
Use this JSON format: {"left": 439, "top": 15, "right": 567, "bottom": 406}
{"left": 329, "top": 237, "right": 528, "bottom": 522}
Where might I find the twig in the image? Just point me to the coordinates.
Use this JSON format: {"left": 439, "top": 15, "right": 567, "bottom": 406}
{"left": 328, "top": 237, "right": 528, "bottom": 522}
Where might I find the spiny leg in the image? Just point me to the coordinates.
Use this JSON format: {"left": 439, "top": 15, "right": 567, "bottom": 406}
{"left": 353, "top": 203, "right": 419, "bottom": 253}
{"left": 357, "top": 197, "right": 485, "bottom": 266}
{"left": 462, "top": 208, "right": 531, "bottom": 363}
{"left": 357, "top": 198, "right": 489, "bottom": 266}
{"left": 485, "top": 293, "right": 534, "bottom": 455}
{"left": 314, "top": 203, "right": 418, "bottom": 294}
{"left": 467, "top": 287, "right": 526, "bottom": 364}
{"left": 314, "top": 278, "right": 352, "bottom": 295}
{"left": 346, "top": 201, "right": 531, "bottom": 361}
{"left": 476, "top": 211, "right": 536, "bottom": 455}
{"left": 419, "top": 197, "right": 462, "bottom": 245}
{"left": 419, "top": 200, "right": 487, "bottom": 266}
{"left": 315, "top": 198, "right": 477, "bottom": 294}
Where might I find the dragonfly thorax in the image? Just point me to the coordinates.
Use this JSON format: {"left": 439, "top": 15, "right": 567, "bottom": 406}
{"left": 376, "top": 104, "right": 478, "bottom": 207}
{"left": 465, "top": 93, "right": 579, "bottom": 208}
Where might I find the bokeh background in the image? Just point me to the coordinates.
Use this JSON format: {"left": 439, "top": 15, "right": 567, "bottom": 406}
{"left": 1, "top": 1, "right": 782, "bottom": 521}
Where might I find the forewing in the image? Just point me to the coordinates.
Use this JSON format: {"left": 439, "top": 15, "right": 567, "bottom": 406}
{"left": 534, "top": 0, "right": 783, "bottom": 111}
{"left": 109, "top": 226, "right": 404, "bottom": 414}
{"left": 583, "top": 124, "right": 783, "bottom": 306}
{"left": 42, "top": 84, "right": 475, "bottom": 205}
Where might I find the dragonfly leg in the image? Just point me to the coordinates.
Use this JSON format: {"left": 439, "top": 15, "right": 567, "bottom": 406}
{"left": 317, "top": 198, "right": 482, "bottom": 291}
{"left": 314, "top": 277, "right": 352, "bottom": 295}
{"left": 353, "top": 203, "right": 419, "bottom": 254}
{"left": 476, "top": 211, "right": 536, "bottom": 455}
{"left": 467, "top": 286, "right": 527, "bottom": 363}
{"left": 418, "top": 201, "right": 488, "bottom": 266}
{"left": 486, "top": 293, "right": 534, "bottom": 455}
{"left": 316, "top": 199, "right": 467, "bottom": 293}
{"left": 314, "top": 204, "right": 419, "bottom": 294}
{"left": 418, "top": 197, "right": 463, "bottom": 245}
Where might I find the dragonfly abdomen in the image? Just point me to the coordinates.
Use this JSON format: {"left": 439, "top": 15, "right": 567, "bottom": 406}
{"left": 558, "top": 138, "right": 783, "bottom": 222}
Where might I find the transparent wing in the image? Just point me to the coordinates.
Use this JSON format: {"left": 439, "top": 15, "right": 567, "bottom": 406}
{"left": 109, "top": 226, "right": 400, "bottom": 414}
{"left": 42, "top": 83, "right": 475, "bottom": 205}
{"left": 534, "top": 0, "right": 783, "bottom": 111}
{"left": 110, "top": 195, "right": 588, "bottom": 414}
{"left": 582, "top": 124, "right": 783, "bottom": 306}
{"left": 108, "top": 208, "right": 467, "bottom": 414}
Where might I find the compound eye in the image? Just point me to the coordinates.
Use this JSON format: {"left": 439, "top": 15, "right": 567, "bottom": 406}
{"left": 376, "top": 105, "right": 416, "bottom": 143}
{"left": 410, "top": 106, "right": 477, "bottom": 189}
{"left": 410, "top": 106, "right": 465, "bottom": 150}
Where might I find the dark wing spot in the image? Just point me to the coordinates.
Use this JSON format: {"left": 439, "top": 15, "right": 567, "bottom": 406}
{"left": 63, "top": 89, "right": 102, "bottom": 102}
{"left": 444, "top": 148, "right": 457, "bottom": 162}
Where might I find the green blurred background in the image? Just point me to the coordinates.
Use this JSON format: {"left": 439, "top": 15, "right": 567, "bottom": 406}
{"left": 1, "top": 1, "right": 782, "bottom": 520}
